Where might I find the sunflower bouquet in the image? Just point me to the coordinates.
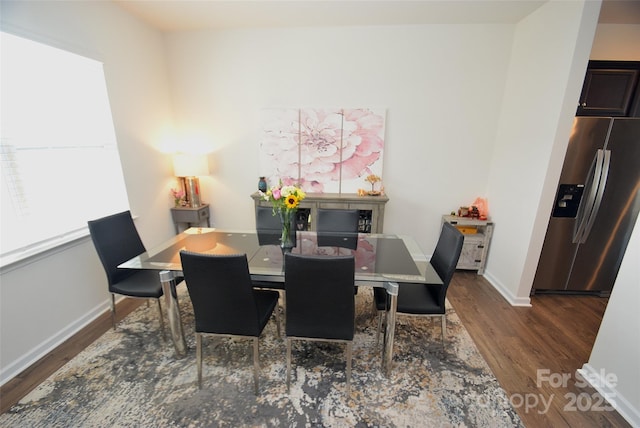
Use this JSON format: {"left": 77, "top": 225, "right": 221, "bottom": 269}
{"left": 261, "top": 182, "right": 306, "bottom": 212}
{"left": 260, "top": 181, "right": 306, "bottom": 249}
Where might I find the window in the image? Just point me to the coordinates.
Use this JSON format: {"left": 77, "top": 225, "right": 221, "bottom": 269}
{"left": 1, "top": 32, "right": 130, "bottom": 266}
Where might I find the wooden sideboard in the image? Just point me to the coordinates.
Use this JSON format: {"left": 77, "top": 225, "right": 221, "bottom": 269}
{"left": 250, "top": 192, "right": 389, "bottom": 233}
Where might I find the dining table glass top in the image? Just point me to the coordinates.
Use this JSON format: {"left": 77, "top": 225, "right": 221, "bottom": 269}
{"left": 119, "top": 227, "right": 441, "bottom": 286}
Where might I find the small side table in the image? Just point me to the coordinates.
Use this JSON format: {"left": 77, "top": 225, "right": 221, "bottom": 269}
{"left": 170, "top": 204, "right": 210, "bottom": 234}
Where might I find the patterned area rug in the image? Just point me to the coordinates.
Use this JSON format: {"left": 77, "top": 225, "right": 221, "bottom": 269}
{"left": 1, "top": 286, "right": 523, "bottom": 427}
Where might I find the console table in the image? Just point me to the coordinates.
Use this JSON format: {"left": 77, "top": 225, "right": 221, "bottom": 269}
{"left": 442, "top": 215, "right": 493, "bottom": 274}
{"left": 170, "top": 204, "right": 210, "bottom": 234}
{"left": 251, "top": 192, "right": 388, "bottom": 233}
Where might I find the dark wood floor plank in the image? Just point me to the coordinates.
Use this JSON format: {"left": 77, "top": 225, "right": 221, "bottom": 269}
{"left": 448, "top": 271, "right": 630, "bottom": 427}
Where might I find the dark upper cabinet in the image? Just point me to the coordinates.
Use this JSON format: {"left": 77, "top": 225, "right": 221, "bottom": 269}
{"left": 576, "top": 61, "right": 640, "bottom": 117}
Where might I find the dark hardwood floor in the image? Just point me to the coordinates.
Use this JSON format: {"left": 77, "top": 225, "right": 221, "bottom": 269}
{"left": 0, "top": 273, "right": 632, "bottom": 427}
{"left": 447, "top": 271, "right": 631, "bottom": 428}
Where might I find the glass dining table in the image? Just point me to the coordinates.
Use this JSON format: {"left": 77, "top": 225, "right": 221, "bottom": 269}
{"left": 119, "top": 227, "right": 442, "bottom": 376}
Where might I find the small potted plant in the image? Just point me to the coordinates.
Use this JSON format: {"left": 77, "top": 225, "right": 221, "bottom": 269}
{"left": 171, "top": 188, "right": 185, "bottom": 207}
{"left": 365, "top": 174, "right": 382, "bottom": 196}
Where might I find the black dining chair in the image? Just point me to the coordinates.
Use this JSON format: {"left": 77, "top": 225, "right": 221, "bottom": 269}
{"left": 255, "top": 205, "right": 283, "bottom": 246}
{"left": 254, "top": 205, "right": 288, "bottom": 303}
{"left": 316, "top": 208, "right": 360, "bottom": 297}
{"left": 179, "top": 251, "right": 280, "bottom": 394}
{"left": 88, "top": 210, "right": 165, "bottom": 334}
{"left": 284, "top": 253, "right": 356, "bottom": 395}
{"left": 373, "top": 222, "right": 464, "bottom": 348}
{"left": 316, "top": 208, "right": 360, "bottom": 250}
{"left": 256, "top": 205, "right": 298, "bottom": 245}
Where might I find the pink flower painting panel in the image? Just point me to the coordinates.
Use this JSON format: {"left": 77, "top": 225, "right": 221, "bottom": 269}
{"left": 298, "top": 108, "right": 343, "bottom": 193}
{"left": 259, "top": 107, "right": 385, "bottom": 194}
{"left": 259, "top": 108, "right": 300, "bottom": 187}
{"left": 340, "top": 108, "right": 385, "bottom": 193}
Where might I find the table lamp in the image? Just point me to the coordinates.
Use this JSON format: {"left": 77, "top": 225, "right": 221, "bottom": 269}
{"left": 173, "top": 154, "right": 209, "bottom": 208}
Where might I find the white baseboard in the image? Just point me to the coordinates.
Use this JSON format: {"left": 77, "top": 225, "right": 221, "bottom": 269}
{"left": 483, "top": 271, "right": 532, "bottom": 307}
{"left": 577, "top": 364, "right": 640, "bottom": 427}
{"left": 0, "top": 299, "right": 113, "bottom": 387}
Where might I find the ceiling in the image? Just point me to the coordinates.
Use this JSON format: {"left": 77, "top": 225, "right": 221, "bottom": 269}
{"left": 114, "top": 0, "right": 640, "bottom": 32}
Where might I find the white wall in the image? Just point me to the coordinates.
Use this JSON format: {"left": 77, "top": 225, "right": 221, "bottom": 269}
{"left": 484, "top": 0, "right": 600, "bottom": 304}
{"left": 164, "top": 2, "right": 600, "bottom": 306}
{"left": 0, "top": 0, "right": 175, "bottom": 385}
{"left": 578, "top": 215, "right": 640, "bottom": 426}
{"left": 164, "top": 24, "right": 515, "bottom": 252}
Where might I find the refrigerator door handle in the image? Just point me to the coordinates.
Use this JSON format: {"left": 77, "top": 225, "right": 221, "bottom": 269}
{"left": 580, "top": 149, "right": 611, "bottom": 243}
{"left": 573, "top": 149, "right": 606, "bottom": 243}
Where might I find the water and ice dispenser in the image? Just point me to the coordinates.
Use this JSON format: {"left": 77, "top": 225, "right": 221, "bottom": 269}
{"left": 552, "top": 184, "right": 584, "bottom": 218}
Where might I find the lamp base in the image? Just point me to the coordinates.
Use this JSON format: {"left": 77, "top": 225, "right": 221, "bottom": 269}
{"left": 184, "top": 176, "right": 202, "bottom": 208}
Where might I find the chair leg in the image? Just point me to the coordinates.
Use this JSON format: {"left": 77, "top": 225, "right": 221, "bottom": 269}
{"left": 253, "top": 337, "right": 260, "bottom": 395}
{"left": 274, "top": 304, "right": 281, "bottom": 339}
{"left": 286, "top": 338, "right": 292, "bottom": 392}
{"left": 346, "top": 342, "right": 353, "bottom": 396}
{"left": 196, "top": 333, "right": 203, "bottom": 389}
{"left": 279, "top": 290, "right": 286, "bottom": 330}
{"left": 155, "top": 298, "right": 165, "bottom": 341}
{"left": 441, "top": 315, "right": 446, "bottom": 348}
{"left": 110, "top": 294, "right": 116, "bottom": 330}
{"left": 376, "top": 311, "right": 383, "bottom": 346}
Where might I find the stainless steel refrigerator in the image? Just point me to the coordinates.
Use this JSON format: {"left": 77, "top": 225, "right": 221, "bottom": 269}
{"left": 532, "top": 117, "right": 640, "bottom": 295}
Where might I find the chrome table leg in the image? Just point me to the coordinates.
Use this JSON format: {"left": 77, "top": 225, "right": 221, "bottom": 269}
{"left": 160, "top": 270, "right": 186, "bottom": 358}
{"left": 382, "top": 281, "right": 398, "bottom": 376}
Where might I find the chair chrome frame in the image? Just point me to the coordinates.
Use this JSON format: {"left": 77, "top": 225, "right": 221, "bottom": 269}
{"left": 374, "top": 222, "right": 463, "bottom": 350}
{"left": 254, "top": 205, "right": 288, "bottom": 315}
{"left": 376, "top": 304, "right": 447, "bottom": 348}
{"left": 284, "top": 253, "right": 355, "bottom": 396}
{"left": 195, "top": 319, "right": 280, "bottom": 395}
{"left": 181, "top": 249, "right": 281, "bottom": 395}
{"left": 110, "top": 293, "right": 164, "bottom": 334}
{"left": 88, "top": 211, "right": 166, "bottom": 339}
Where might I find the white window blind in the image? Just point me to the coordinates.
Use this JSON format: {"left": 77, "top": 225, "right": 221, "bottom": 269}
{"left": 0, "top": 32, "right": 130, "bottom": 265}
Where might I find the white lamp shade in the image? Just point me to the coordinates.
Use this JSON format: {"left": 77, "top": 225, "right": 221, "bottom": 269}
{"left": 173, "top": 154, "right": 209, "bottom": 177}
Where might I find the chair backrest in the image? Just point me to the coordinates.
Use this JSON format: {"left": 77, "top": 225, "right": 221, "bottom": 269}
{"left": 88, "top": 211, "right": 146, "bottom": 287}
{"left": 316, "top": 209, "right": 359, "bottom": 233}
{"left": 284, "top": 253, "right": 355, "bottom": 340}
{"left": 255, "top": 206, "right": 282, "bottom": 245}
{"left": 316, "top": 209, "right": 359, "bottom": 249}
{"left": 179, "top": 251, "right": 262, "bottom": 336}
{"left": 256, "top": 206, "right": 282, "bottom": 231}
{"left": 430, "top": 222, "right": 464, "bottom": 305}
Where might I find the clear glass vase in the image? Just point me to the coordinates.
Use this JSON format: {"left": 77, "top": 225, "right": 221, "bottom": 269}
{"left": 279, "top": 208, "right": 296, "bottom": 253}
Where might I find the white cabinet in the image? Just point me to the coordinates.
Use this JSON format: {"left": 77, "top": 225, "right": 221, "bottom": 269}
{"left": 442, "top": 215, "right": 493, "bottom": 274}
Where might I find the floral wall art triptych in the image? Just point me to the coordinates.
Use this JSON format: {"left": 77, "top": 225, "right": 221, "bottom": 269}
{"left": 259, "top": 108, "right": 386, "bottom": 193}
